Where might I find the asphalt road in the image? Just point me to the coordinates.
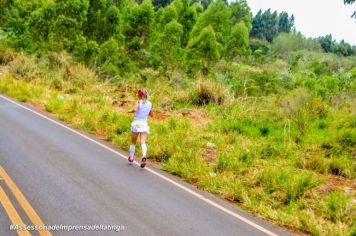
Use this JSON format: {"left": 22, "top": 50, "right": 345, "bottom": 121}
{"left": 0, "top": 95, "right": 293, "bottom": 236}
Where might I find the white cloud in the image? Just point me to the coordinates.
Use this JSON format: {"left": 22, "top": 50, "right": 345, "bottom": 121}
{"left": 245, "top": 0, "right": 356, "bottom": 45}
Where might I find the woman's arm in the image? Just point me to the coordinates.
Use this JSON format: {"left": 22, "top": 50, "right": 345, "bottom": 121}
{"left": 128, "top": 101, "right": 140, "bottom": 113}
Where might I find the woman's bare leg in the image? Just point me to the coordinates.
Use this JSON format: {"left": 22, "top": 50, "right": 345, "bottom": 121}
{"left": 131, "top": 132, "right": 139, "bottom": 144}
{"left": 139, "top": 132, "right": 148, "bottom": 168}
{"left": 129, "top": 132, "right": 139, "bottom": 161}
{"left": 139, "top": 132, "right": 147, "bottom": 145}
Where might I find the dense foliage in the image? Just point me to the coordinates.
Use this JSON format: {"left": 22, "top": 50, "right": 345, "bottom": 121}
{"left": 0, "top": 0, "right": 354, "bottom": 77}
{"left": 0, "top": 0, "right": 251, "bottom": 74}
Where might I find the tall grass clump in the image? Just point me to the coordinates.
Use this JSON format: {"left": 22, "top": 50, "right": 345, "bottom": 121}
{"left": 189, "top": 78, "right": 231, "bottom": 106}
{"left": 258, "top": 167, "right": 321, "bottom": 205}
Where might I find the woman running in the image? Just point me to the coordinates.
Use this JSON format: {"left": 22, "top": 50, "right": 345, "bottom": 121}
{"left": 128, "top": 88, "right": 152, "bottom": 168}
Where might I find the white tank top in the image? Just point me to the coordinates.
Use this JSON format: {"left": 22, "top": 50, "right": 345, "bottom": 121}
{"left": 134, "top": 100, "right": 152, "bottom": 122}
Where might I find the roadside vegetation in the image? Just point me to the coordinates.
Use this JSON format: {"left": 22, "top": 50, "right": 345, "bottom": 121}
{"left": 0, "top": 0, "right": 355, "bottom": 235}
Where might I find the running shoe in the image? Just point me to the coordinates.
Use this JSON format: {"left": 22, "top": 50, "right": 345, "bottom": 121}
{"left": 140, "top": 157, "right": 147, "bottom": 168}
{"left": 128, "top": 156, "right": 134, "bottom": 164}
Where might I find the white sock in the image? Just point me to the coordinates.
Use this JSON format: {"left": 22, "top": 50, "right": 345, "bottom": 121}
{"left": 129, "top": 145, "right": 135, "bottom": 158}
{"left": 141, "top": 143, "right": 147, "bottom": 158}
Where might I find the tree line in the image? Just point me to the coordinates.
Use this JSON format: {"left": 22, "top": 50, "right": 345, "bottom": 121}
{"left": 0, "top": 0, "right": 354, "bottom": 77}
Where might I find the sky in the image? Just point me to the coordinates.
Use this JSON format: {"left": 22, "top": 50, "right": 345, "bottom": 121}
{"left": 245, "top": 0, "right": 356, "bottom": 45}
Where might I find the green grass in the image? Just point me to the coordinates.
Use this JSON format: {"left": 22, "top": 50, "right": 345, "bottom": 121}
{"left": 0, "top": 50, "right": 355, "bottom": 235}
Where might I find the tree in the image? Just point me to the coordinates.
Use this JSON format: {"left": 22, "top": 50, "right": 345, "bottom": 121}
{"left": 198, "top": 0, "right": 213, "bottom": 9}
{"left": 318, "top": 34, "right": 353, "bottom": 56}
{"left": 333, "top": 40, "right": 353, "bottom": 56}
{"left": 12, "top": 0, "right": 52, "bottom": 19}
{"left": 344, "top": 0, "right": 356, "bottom": 18}
{"left": 225, "top": 21, "right": 250, "bottom": 58}
{"left": 230, "top": 0, "right": 252, "bottom": 30}
{"left": 3, "top": 7, "right": 34, "bottom": 51}
{"left": 250, "top": 9, "right": 279, "bottom": 42}
{"left": 98, "top": 38, "right": 120, "bottom": 65}
{"left": 104, "top": 6, "right": 121, "bottom": 40}
{"left": 3, "top": 0, "right": 54, "bottom": 50}
{"left": 250, "top": 9, "right": 293, "bottom": 42}
{"left": 72, "top": 35, "right": 99, "bottom": 64}
{"left": 263, "top": 9, "right": 278, "bottom": 42}
{"left": 154, "top": 4, "right": 178, "bottom": 29}
{"left": 318, "top": 34, "right": 335, "bottom": 53}
{"left": 151, "top": 20, "right": 183, "bottom": 69}
{"left": 97, "top": 38, "right": 128, "bottom": 77}
{"left": 152, "top": 0, "right": 172, "bottom": 10}
{"left": 51, "top": 0, "right": 89, "bottom": 48}
{"left": 84, "top": 0, "right": 121, "bottom": 43}
{"left": 27, "top": 4, "right": 57, "bottom": 43}
{"left": 278, "top": 12, "right": 294, "bottom": 33}
{"left": 250, "top": 10, "right": 263, "bottom": 39}
{"left": 190, "top": 0, "right": 231, "bottom": 46}
{"left": 169, "top": 0, "right": 198, "bottom": 47}
{"left": 187, "top": 25, "right": 220, "bottom": 73}
{"left": 122, "top": 0, "right": 154, "bottom": 49}
{"left": 0, "top": 0, "right": 11, "bottom": 26}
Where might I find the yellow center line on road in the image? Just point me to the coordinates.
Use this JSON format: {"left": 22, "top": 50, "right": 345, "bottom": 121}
{"left": 0, "top": 185, "right": 31, "bottom": 236}
{"left": 0, "top": 165, "right": 52, "bottom": 236}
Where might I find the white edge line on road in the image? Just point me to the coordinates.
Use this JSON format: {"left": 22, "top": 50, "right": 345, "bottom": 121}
{"left": 0, "top": 95, "right": 279, "bottom": 236}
